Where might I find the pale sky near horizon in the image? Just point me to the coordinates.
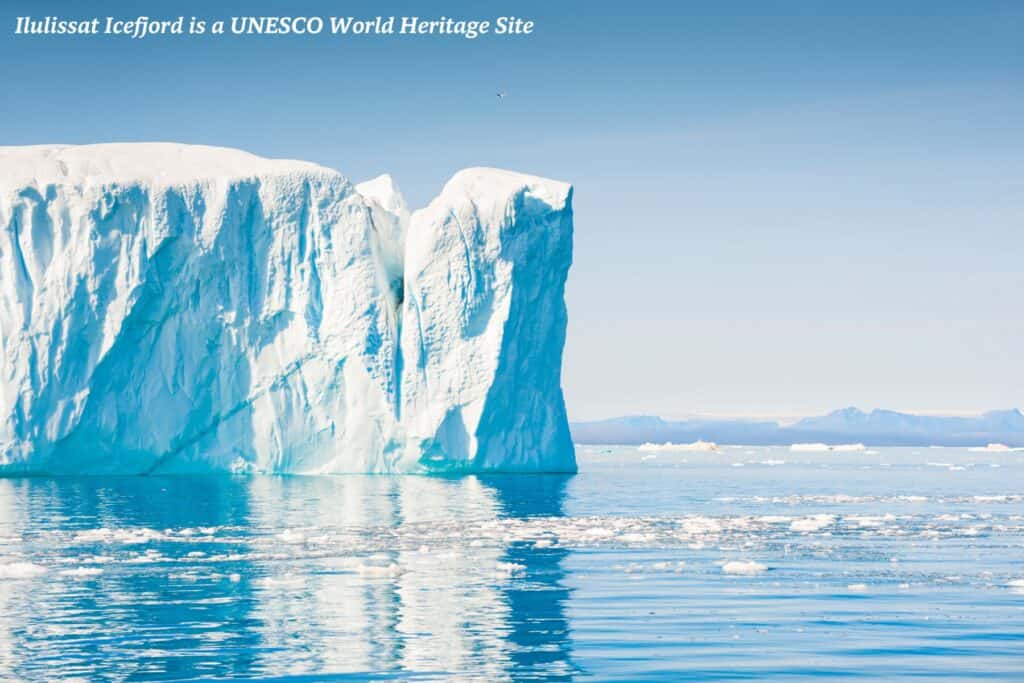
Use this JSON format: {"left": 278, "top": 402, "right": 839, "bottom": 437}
{"left": 1, "top": 0, "right": 1021, "bottom": 419}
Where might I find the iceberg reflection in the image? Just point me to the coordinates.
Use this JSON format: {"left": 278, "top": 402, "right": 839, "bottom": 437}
{"left": 247, "top": 474, "right": 576, "bottom": 679}
{"left": 0, "top": 474, "right": 575, "bottom": 680}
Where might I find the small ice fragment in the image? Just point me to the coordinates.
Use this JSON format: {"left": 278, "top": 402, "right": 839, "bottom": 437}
{"left": 790, "top": 443, "right": 832, "bottom": 452}
{"left": 790, "top": 515, "right": 834, "bottom": 532}
{"left": 496, "top": 562, "right": 526, "bottom": 578}
{"left": 583, "top": 527, "right": 615, "bottom": 538}
{"left": 721, "top": 560, "right": 767, "bottom": 575}
{"left": 58, "top": 566, "right": 103, "bottom": 578}
{"left": 0, "top": 562, "right": 46, "bottom": 579}
{"left": 969, "top": 443, "right": 1024, "bottom": 452}
{"left": 357, "top": 563, "right": 403, "bottom": 578}
{"left": 277, "top": 529, "right": 305, "bottom": 543}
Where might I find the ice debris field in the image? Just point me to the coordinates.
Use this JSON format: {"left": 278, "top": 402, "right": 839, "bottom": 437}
{"left": 1, "top": 447, "right": 1023, "bottom": 680}
{"left": 0, "top": 144, "right": 575, "bottom": 475}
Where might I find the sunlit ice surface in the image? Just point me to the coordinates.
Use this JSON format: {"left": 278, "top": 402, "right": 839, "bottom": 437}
{"left": 0, "top": 447, "right": 1023, "bottom": 681}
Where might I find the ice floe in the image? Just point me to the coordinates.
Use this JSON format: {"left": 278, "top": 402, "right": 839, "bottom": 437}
{"left": 721, "top": 560, "right": 767, "bottom": 575}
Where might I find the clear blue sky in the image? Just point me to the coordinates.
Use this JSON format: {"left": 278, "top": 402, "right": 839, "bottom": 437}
{"left": 2, "top": 0, "right": 1021, "bottom": 419}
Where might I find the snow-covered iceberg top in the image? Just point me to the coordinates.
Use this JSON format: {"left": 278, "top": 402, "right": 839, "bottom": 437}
{"left": 0, "top": 143, "right": 575, "bottom": 474}
{"left": 0, "top": 143, "right": 332, "bottom": 188}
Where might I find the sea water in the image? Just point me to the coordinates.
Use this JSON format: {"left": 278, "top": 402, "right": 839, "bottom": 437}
{"left": 0, "top": 446, "right": 1022, "bottom": 681}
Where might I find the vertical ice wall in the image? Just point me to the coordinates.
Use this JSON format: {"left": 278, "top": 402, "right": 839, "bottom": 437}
{"left": 398, "top": 169, "right": 576, "bottom": 472}
{"left": 0, "top": 144, "right": 575, "bottom": 474}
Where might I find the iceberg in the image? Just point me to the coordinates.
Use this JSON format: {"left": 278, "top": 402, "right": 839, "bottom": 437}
{"left": 967, "top": 443, "right": 1023, "bottom": 453}
{"left": 637, "top": 440, "right": 719, "bottom": 452}
{"left": 0, "top": 144, "right": 575, "bottom": 474}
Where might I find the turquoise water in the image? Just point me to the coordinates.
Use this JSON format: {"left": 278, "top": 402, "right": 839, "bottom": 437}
{"left": 1, "top": 446, "right": 1023, "bottom": 681}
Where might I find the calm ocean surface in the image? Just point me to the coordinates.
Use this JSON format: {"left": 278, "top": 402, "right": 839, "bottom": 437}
{"left": 1, "top": 446, "right": 1022, "bottom": 681}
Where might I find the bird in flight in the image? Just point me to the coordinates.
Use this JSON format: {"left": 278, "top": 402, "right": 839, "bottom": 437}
{"left": 496, "top": 91, "right": 508, "bottom": 101}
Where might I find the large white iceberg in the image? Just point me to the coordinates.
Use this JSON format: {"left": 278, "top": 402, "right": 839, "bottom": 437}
{"left": 0, "top": 144, "right": 575, "bottom": 474}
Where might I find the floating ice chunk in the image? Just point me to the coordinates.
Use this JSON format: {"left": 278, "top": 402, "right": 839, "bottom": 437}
{"left": 832, "top": 443, "right": 866, "bottom": 452}
{"left": 651, "top": 561, "right": 687, "bottom": 572}
{"left": 357, "top": 563, "right": 403, "bottom": 578}
{"left": 847, "top": 583, "right": 869, "bottom": 591}
{"left": 230, "top": 458, "right": 257, "bottom": 475}
{"left": 277, "top": 529, "right": 306, "bottom": 544}
{"left": 639, "top": 441, "right": 719, "bottom": 452}
{"left": 757, "top": 515, "right": 792, "bottom": 524}
{"left": 72, "top": 528, "right": 166, "bottom": 544}
{"left": 789, "top": 515, "right": 835, "bottom": 533}
{"left": 721, "top": 560, "right": 767, "bottom": 575}
{"left": 969, "top": 444, "right": 1023, "bottom": 452}
{"left": 495, "top": 562, "right": 526, "bottom": 578}
{"left": 790, "top": 443, "right": 832, "bottom": 452}
{"left": 58, "top": 566, "right": 103, "bottom": 578}
{"left": 583, "top": 527, "right": 615, "bottom": 538}
{"left": 0, "top": 562, "right": 46, "bottom": 579}
{"left": 844, "top": 514, "right": 894, "bottom": 528}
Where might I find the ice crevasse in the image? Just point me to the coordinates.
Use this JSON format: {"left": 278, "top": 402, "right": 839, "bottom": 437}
{"left": 0, "top": 144, "right": 575, "bottom": 474}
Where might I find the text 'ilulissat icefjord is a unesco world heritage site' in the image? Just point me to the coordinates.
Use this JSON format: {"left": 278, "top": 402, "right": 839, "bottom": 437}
{"left": 13, "top": 15, "right": 534, "bottom": 39}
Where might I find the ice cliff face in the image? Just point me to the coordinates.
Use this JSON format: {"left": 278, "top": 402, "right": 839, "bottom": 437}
{"left": 0, "top": 144, "right": 575, "bottom": 474}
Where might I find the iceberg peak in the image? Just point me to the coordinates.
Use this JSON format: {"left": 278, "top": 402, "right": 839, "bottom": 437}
{"left": 436, "top": 167, "right": 572, "bottom": 212}
{"left": 356, "top": 174, "right": 409, "bottom": 217}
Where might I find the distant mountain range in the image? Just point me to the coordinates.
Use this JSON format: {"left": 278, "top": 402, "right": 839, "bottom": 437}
{"left": 570, "top": 408, "right": 1024, "bottom": 447}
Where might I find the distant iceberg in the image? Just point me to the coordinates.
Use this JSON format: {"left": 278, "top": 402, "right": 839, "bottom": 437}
{"left": 790, "top": 443, "right": 865, "bottom": 452}
{"left": 967, "top": 443, "right": 1024, "bottom": 452}
{"left": 0, "top": 144, "right": 575, "bottom": 474}
{"left": 790, "top": 444, "right": 864, "bottom": 454}
{"left": 638, "top": 440, "right": 719, "bottom": 452}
